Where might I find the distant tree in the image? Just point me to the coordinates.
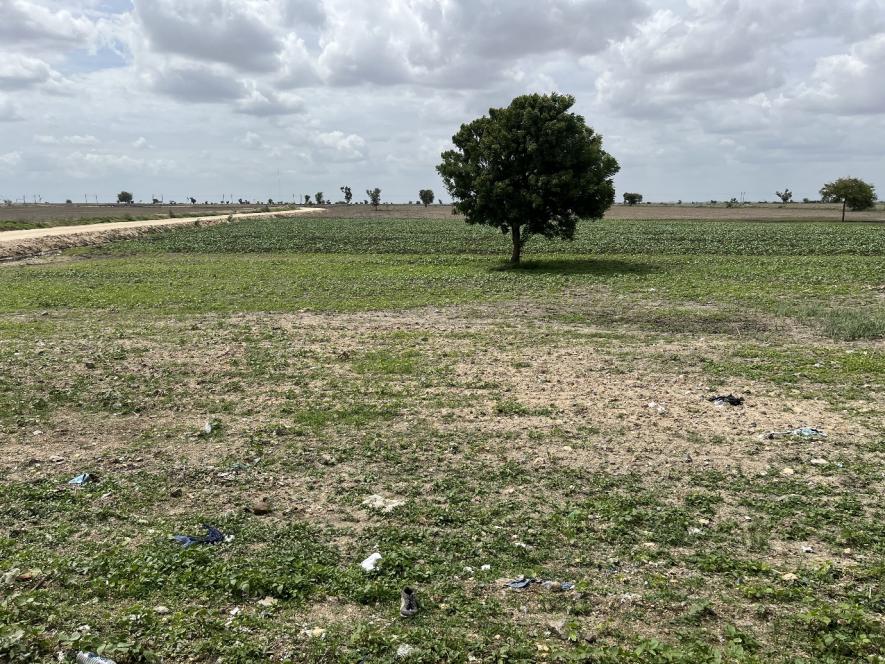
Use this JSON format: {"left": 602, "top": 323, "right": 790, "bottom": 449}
{"left": 367, "top": 188, "right": 381, "bottom": 210}
{"left": 268, "top": 198, "right": 275, "bottom": 205}
{"left": 65, "top": 199, "right": 73, "bottom": 205}
{"left": 304, "top": 194, "right": 312, "bottom": 205}
{"left": 238, "top": 198, "right": 245, "bottom": 205}
{"left": 340, "top": 186, "right": 353, "bottom": 204}
{"left": 775, "top": 188, "right": 793, "bottom": 204}
{"left": 117, "top": 191, "right": 133, "bottom": 205}
{"left": 820, "top": 177, "right": 876, "bottom": 221}
{"left": 2, "top": 199, "right": 11, "bottom": 206}
{"left": 419, "top": 189, "right": 435, "bottom": 207}
{"left": 437, "top": 93, "right": 619, "bottom": 265}
{"left": 315, "top": 192, "right": 325, "bottom": 205}
{"left": 623, "top": 192, "right": 643, "bottom": 206}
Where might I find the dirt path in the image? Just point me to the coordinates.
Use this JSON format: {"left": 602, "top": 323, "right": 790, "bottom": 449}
{"left": 0, "top": 208, "right": 323, "bottom": 261}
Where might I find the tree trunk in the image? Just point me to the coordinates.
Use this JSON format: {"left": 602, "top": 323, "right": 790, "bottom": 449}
{"left": 510, "top": 225, "right": 522, "bottom": 265}
{"left": 842, "top": 199, "right": 846, "bottom": 223}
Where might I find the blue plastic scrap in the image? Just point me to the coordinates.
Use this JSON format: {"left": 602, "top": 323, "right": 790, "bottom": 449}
{"left": 68, "top": 473, "right": 95, "bottom": 486}
{"left": 173, "top": 524, "right": 225, "bottom": 547}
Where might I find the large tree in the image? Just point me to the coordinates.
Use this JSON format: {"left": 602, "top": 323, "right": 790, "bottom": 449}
{"left": 418, "top": 189, "right": 435, "bottom": 207}
{"left": 820, "top": 177, "right": 876, "bottom": 221}
{"left": 437, "top": 93, "right": 619, "bottom": 264}
{"left": 117, "top": 191, "right": 133, "bottom": 204}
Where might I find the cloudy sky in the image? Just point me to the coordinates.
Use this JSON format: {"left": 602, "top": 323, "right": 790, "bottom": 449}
{"left": 1, "top": 0, "right": 883, "bottom": 204}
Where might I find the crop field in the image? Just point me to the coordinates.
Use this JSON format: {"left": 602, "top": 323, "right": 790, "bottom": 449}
{"left": 0, "top": 216, "right": 883, "bottom": 663}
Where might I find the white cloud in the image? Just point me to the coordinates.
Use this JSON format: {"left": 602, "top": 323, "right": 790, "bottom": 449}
{"left": 0, "top": 0, "right": 884, "bottom": 203}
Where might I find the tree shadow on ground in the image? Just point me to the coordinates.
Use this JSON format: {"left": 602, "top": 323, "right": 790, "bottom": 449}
{"left": 490, "top": 258, "right": 658, "bottom": 277}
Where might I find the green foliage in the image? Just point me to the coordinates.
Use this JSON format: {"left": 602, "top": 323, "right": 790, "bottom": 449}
{"left": 776, "top": 188, "right": 793, "bottom": 204}
{"left": 117, "top": 191, "right": 133, "bottom": 204}
{"left": 437, "top": 92, "right": 619, "bottom": 263}
{"left": 366, "top": 188, "right": 381, "bottom": 210}
{"left": 623, "top": 192, "right": 643, "bottom": 205}
{"left": 340, "top": 186, "right": 352, "bottom": 204}
{"left": 315, "top": 192, "right": 324, "bottom": 205}
{"left": 418, "top": 189, "right": 435, "bottom": 207}
{"left": 820, "top": 177, "right": 876, "bottom": 213}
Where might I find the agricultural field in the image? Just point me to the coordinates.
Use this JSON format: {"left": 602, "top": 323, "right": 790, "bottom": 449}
{"left": 0, "top": 215, "right": 883, "bottom": 663}
{"left": 0, "top": 204, "right": 275, "bottom": 232}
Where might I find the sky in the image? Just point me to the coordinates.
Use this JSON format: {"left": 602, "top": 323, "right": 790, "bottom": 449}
{"left": 1, "top": 0, "right": 883, "bottom": 204}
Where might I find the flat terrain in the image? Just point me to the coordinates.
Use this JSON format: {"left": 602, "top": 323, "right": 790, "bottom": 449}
{"left": 0, "top": 215, "right": 882, "bottom": 663}
{"left": 0, "top": 204, "right": 271, "bottom": 230}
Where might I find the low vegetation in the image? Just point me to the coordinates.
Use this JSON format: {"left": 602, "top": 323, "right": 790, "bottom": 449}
{"left": 0, "top": 215, "right": 882, "bottom": 662}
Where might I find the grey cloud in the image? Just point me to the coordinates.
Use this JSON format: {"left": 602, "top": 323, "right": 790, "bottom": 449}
{"left": 133, "top": 0, "right": 284, "bottom": 73}
{"left": 0, "top": 0, "right": 98, "bottom": 50}
{"left": 0, "top": 98, "right": 24, "bottom": 121}
{"left": 235, "top": 89, "right": 305, "bottom": 116}
{"left": 149, "top": 63, "right": 245, "bottom": 102}
{"left": 0, "top": 53, "right": 63, "bottom": 90}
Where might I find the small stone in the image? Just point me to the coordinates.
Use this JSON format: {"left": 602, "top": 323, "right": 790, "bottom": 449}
{"left": 154, "top": 605, "right": 170, "bottom": 614}
{"left": 251, "top": 497, "right": 273, "bottom": 515}
{"left": 810, "top": 458, "right": 828, "bottom": 466}
{"left": 541, "top": 581, "right": 562, "bottom": 592}
{"left": 303, "top": 627, "right": 326, "bottom": 639}
{"left": 169, "top": 488, "right": 183, "bottom": 498}
{"left": 843, "top": 548, "right": 853, "bottom": 555}
{"left": 802, "top": 545, "right": 814, "bottom": 554}
{"left": 319, "top": 454, "right": 335, "bottom": 466}
{"left": 362, "top": 494, "right": 406, "bottom": 513}
{"left": 781, "top": 573, "right": 799, "bottom": 582}
{"left": 781, "top": 467, "right": 795, "bottom": 476}
{"left": 480, "top": 564, "right": 491, "bottom": 571}
{"left": 257, "top": 596, "right": 278, "bottom": 608}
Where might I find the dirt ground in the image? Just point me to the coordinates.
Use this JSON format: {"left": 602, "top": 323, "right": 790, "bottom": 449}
{"left": 0, "top": 208, "right": 321, "bottom": 261}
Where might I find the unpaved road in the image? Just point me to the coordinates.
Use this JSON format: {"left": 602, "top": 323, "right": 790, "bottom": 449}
{"left": 0, "top": 208, "right": 322, "bottom": 261}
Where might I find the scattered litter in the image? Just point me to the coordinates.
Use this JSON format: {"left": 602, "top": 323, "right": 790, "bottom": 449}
{"left": 68, "top": 473, "right": 96, "bottom": 486}
{"left": 781, "top": 573, "right": 799, "bottom": 582}
{"left": 480, "top": 564, "right": 491, "bottom": 572}
{"left": 302, "top": 627, "right": 326, "bottom": 639}
{"left": 506, "top": 576, "right": 533, "bottom": 590}
{"left": 781, "top": 467, "right": 796, "bottom": 477}
{"left": 709, "top": 394, "right": 744, "bottom": 407}
{"left": 199, "top": 419, "right": 220, "bottom": 437}
{"left": 400, "top": 587, "right": 419, "bottom": 618}
{"left": 362, "top": 494, "right": 406, "bottom": 513}
{"left": 810, "top": 458, "right": 829, "bottom": 466}
{"left": 153, "top": 606, "right": 170, "bottom": 615}
{"left": 463, "top": 566, "right": 474, "bottom": 574}
{"left": 505, "top": 576, "right": 576, "bottom": 591}
{"left": 765, "top": 427, "right": 827, "bottom": 440}
{"left": 1, "top": 568, "right": 20, "bottom": 586}
{"left": 396, "top": 644, "right": 417, "bottom": 658}
{"left": 361, "top": 552, "right": 382, "bottom": 572}
{"left": 257, "top": 596, "right": 278, "bottom": 608}
{"left": 646, "top": 401, "right": 666, "bottom": 414}
{"left": 76, "top": 654, "right": 118, "bottom": 664}
{"left": 802, "top": 545, "right": 814, "bottom": 554}
{"left": 173, "top": 524, "right": 225, "bottom": 547}
{"left": 688, "top": 527, "right": 704, "bottom": 536}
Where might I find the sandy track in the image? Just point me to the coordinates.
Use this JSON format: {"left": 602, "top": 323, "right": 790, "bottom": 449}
{"left": 0, "top": 208, "right": 322, "bottom": 261}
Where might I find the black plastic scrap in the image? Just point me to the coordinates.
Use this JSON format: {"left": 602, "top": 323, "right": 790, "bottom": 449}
{"left": 173, "top": 524, "right": 225, "bottom": 547}
{"left": 505, "top": 576, "right": 575, "bottom": 591}
{"left": 709, "top": 394, "right": 744, "bottom": 407}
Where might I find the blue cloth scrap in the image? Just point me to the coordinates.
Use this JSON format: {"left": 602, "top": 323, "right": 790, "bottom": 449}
{"left": 173, "top": 524, "right": 225, "bottom": 547}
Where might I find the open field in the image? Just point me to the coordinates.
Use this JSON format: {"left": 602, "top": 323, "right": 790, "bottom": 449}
{"left": 0, "top": 204, "right": 283, "bottom": 232}
{"left": 1, "top": 216, "right": 883, "bottom": 663}
{"left": 3, "top": 202, "right": 884, "bottom": 231}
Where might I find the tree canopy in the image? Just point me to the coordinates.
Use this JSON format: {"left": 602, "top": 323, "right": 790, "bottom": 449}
{"left": 623, "top": 193, "right": 643, "bottom": 206}
{"left": 419, "top": 189, "right": 435, "bottom": 207}
{"left": 437, "top": 93, "right": 619, "bottom": 264}
{"left": 367, "top": 188, "right": 381, "bottom": 210}
{"left": 117, "top": 191, "right": 133, "bottom": 204}
{"left": 820, "top": 177, "right": 876, "bottom": 221}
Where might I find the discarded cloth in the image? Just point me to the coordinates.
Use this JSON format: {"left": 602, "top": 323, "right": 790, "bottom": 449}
{"left": 709, "top": 395, "right": 744, "bottom": 407}
{"left": 173, "top": 524, "right": 225, "bottom": 547}
{"left": 766, "top": 427, "right": 827, "bottom": 440}
{"left": 505, "top": 576, "right": 575, "bottom": 591}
